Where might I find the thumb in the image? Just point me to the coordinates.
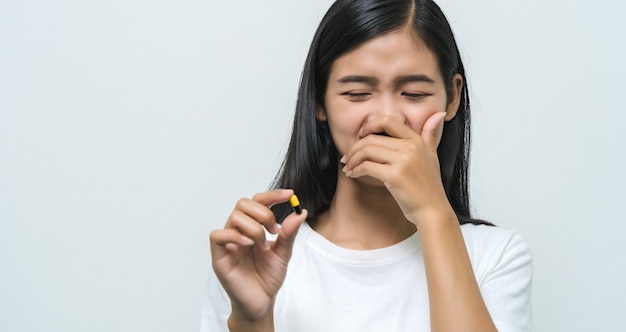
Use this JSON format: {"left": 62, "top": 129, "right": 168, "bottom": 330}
{"left": 421, "top": 112, "right": 447, "bottom": 151}
{"left": 272, "top": 209, "right": 308, "bottom": 260}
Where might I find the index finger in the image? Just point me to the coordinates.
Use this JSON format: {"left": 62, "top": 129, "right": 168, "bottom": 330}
{"left": 251, "top": 189, "right": 294, "bottom": 207}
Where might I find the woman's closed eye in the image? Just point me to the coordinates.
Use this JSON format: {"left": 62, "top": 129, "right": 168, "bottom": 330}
{"left": 341, "top": 92, "right": 371, "bottom": 101}
{"left": 401, "top": 92, "right": 431, "bottom": 100}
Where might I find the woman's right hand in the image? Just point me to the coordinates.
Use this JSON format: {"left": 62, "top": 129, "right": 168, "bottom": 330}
{"left": 209, "top": 189, "right": 307, "bottom": 324}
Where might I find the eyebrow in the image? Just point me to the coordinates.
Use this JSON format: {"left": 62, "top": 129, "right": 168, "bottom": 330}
{"left": 337, "top": 75, "right": 379, "bottom": 86}
{"left": 394, "top": 75, "right": 436, "bottom": 86}
{"left": 336, "top": 74, "right": 436, "bottom": 87}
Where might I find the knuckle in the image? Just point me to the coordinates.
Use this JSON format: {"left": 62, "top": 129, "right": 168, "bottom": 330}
{"left": 235, "top": 198, "right": 249, "bottom": 210}
{"left": 249, "top": 224, "right": 265, "bottom": 238}
{"left": 227, "top": 210, "right": 244, "bottom": 224}
{"left": 391, "top": 166, "right": 403, "bottom": 178}
{"left": 257, "top": 208, "right": 275, "bottom": 224}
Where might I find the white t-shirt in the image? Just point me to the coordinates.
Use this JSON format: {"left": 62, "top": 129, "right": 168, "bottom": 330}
{"left": 201, "top": 221, "right": 532, "bottom": 332}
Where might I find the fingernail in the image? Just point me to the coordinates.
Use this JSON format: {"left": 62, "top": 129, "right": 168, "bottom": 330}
{"left": 340, "top": 155, "right": 346, "bottom": 164}
{"left": 271, "top": 224, "right": 281, "bottom": 234}
{"left": 242, "top": 236, "right": 255, "bottom": 246}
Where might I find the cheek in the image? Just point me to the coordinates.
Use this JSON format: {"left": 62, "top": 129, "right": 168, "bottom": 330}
{"left": 405, "top": 105, "right": 445, "bottom": 134}
{"left": 324, "top": 101, "right": 368, "bottom": 155}
{"left": 326, "top": 114, "right": 362, "bottom": 155}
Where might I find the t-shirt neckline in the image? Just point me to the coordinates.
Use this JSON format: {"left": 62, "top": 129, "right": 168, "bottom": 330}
{"left": 297, "top": 221, "right": 422, "bottom": 266}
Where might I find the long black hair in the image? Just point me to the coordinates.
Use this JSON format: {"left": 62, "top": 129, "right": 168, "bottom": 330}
{"left": 271, "top": 0, "right": 492, "bottom": 226}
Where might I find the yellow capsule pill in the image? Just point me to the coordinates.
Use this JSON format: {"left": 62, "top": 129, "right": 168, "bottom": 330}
{"left": 290, "top": 194, "right": 302, "bottom": 214}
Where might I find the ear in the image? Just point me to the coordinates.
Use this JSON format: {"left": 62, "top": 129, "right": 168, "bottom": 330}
{"left": 316, "top": 104, "right": 328, "bottom": 121}
{"left": 445, "top": 73, "right": 463, "bottom": 121}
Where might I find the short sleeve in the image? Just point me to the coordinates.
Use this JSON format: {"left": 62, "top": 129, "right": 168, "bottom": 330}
{"left": 200, "top": 268, "right": 231, "bottom": 332}
{"left": 480, "top": 231, "right": 533, "bottom": 332}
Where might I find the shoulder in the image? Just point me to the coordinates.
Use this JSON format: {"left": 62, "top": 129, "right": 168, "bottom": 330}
{"left": 460, "top": 224, "right": 533, "bottom": 284}
{"left": 460, "top": 223, "right": 530, "bottom": 257}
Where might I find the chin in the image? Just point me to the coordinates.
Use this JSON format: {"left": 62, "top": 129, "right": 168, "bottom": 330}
{"left": 352, "top": 175, "right": 389, "bottom": 191}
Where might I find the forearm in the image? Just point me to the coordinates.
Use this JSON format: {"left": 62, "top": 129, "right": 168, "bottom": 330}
{"left": 228, "top": 308, "right": 274, "bottom": 332}
{"left": 417, "top": 208, "right": 497, "bottom": 332}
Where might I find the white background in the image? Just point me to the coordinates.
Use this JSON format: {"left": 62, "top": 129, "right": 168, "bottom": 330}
{"left": 1, "top": 0, "right": 624, "bottom": 331}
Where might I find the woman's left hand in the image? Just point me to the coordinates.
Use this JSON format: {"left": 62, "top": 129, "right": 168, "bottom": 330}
{"left": 340, "top": 112, "right": 451, "bottom": 226}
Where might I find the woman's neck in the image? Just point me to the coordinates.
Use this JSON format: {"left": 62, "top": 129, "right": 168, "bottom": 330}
{"left": 311, "top": 172, "right": 417, "bottom": 250}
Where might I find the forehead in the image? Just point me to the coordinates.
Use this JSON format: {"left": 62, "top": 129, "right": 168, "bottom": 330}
{"left": 328, "top": 29, "right": 441, "bottom": 81}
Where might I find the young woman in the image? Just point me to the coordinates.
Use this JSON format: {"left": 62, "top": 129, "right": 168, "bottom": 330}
{"left": 203, "top": 0, "right": 532, "bottom": 331}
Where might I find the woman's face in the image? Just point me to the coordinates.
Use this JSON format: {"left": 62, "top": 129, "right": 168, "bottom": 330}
{"left": 319, "top": 28, "right": 462, "bottom": 158}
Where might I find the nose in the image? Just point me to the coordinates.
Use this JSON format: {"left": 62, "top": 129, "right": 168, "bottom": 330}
{"left": 367, "top": 93, "right": 407, "bottom": 124}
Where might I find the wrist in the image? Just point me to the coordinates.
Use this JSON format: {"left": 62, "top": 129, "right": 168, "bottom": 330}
{"left": 228, "top": 308, "right": 274, "bottom": 332}
{"left": 411, "top": 203, "right": 457, "bottom": 230}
